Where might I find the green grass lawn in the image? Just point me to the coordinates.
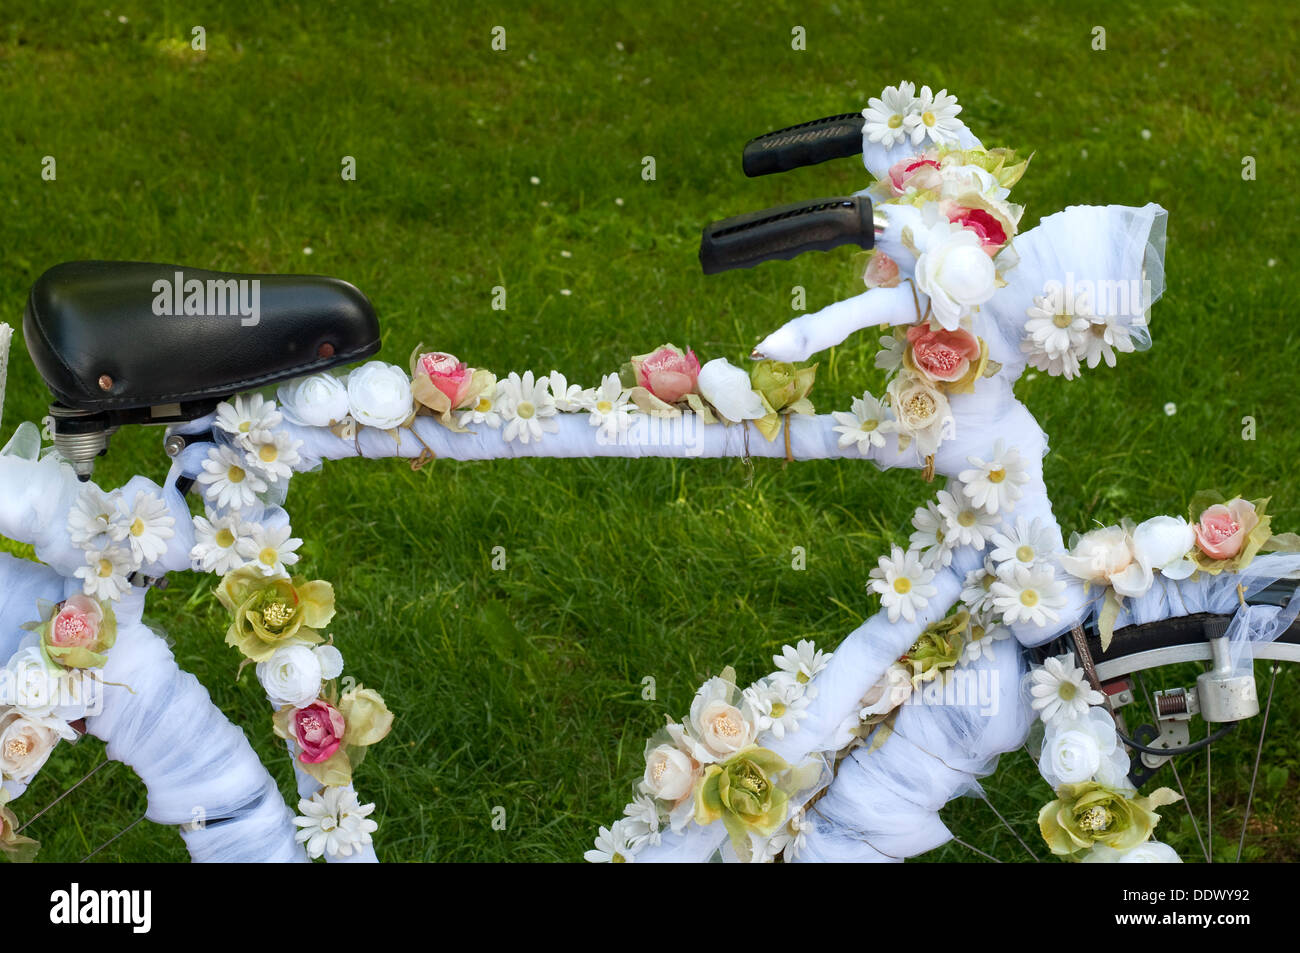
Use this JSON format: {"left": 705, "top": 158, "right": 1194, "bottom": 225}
{"left": 0, "top": 0, "right": 1297, "bottom": 862}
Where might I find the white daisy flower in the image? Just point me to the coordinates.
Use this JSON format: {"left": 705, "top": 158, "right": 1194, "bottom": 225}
{"left": 74, "top": 543, "right": 135, "bottom": 601}
{"left": 1024, "top": 293, "right": 1091, "bottom": 358}
{"left": 584, "top": 373, "right": 635, "bottom": 441}
{"left": 744, "top": 678, "right": 812, "bottom": 740}
{"left": 112, "top": 491, "right": 175, "bottom": 565}
{"left": 547, "top": 371, "right": 588, "bottom": 412}
{"left": 874, "top": 333, "right": 905, "bottom": 371}
{"left": 962, "top": 609, "right": 1011, "bottom": 664}
{"left": 771, "top": 639, "right": 830, "bottom": 687}
{"left": 621, "top": 794, "right": 663, "bottom": 850}
{"left": 67, "top": 486, "right": 123, "bottom": 547}
{"left": 584, "top": 819, "right": 641, "bottom": 863}
{"left": 909, "top": 499, "right": 954, "bottom": 569}
{"left": 1080, "top": 313, "right": 1138, "bottom": 369}
{"left": 236, "top": 522, "right": 303, "bottom": 576}
{"left": 960, "top": 556, "right": 999, "bottom": 615}
{"left": 457, "top": 388, "right": 503, "bottom": 429}
{"left": 196, "top": 444, "right": 268, "bottom": 510}
{"left": 903, "top": 85, "right": 963, "bottom": 146}
{"left": 988, "top": 516, "right": 1057, "bottom": 571}
{"left": 1029, "top": 652, "right": 1104, "bottom": 724}
{"left": 868, "top": 545, "right": 937, "bottom": 623}
{"left": 936, "top": 486, "right": 1001, "bottom": 549}
{"left": 862, "top": 81, "right": 917, "bottom": 147}
{"left": 244, "top": 430, "right": 302, "bottom": 482}
{"left": 214, "top": 394, "right": 282, "bottom": 450}
{"left": 991, "top": 562, "right": 1067, "bottom": 627}
{"left": 1021, "top": 337, "right": 1083, "bottom": 380}
{"left": 498, "top": 371, "right": 560, "bottom": 445}
{"left": 831, "top": 392, "right": 894, "bottom": 455}
{"left": 762, "top": 808, "right": 809, "bottom": 863}
{"left": 191, "top": 512, "right": 251, "bottom": 574}
{"left": 293, "top": 787, "right": 378, "bottom": 859}
{"left": 958, "top": 440, "right": 1029, "bottom": 514}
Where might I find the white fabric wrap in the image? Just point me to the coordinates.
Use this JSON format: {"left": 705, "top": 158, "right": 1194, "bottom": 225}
{"left": 0, "top": 452, "right": 308, "bottom": 862}
{"left": 173, "top": 202, "right": 1164, "bottom": 863}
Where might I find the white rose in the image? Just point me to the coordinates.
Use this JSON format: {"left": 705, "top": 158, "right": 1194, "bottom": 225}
{"left": 313, "top": 644, "right": 344, "bottom": 680}
{"left": 1082, "top": 841, "right": 1181, "bottom": 863}
{"left": 0, "top": 710, "right": 61, "bottom": 783}
{"left": 256, "top": 644, "right": 324, "bottom": 709}
{"left": 1132, "top": 515, "right": 1197, "bottom": 581}
{"left": 914, "top": 220, "right": 997, "bottom": 330}
{"left": 1, "top": 646, "right": 92, "bottom": 725}
{"left": 860, "top": 662, "right": 913, "bottom": 717}
{"left": 277, "top": 373, "right": 350, "bottom": 428}
{"left": 1041, "top": 706, "right": 1129, "bottom": 789}
{"left": 696, "top": 359, "right": 767, "bottom": 422}
{"left": 1116, "top": 841, "right": 1182, "bottom": 863}
{"left": 1042, "top": 727, "right": 1101, "bottom": 785}
{"left": 3, "top": 646, "right": 58, "bottom": 718}
{"left": 684, "top": 675, "right": 756, "bottom": 761}
{"left": 694, "top": 701, "right": 755, "bottom": 759}
{"left": 940, "top": 163, "right": 1006, "bottom": 201}
{"left": 641, "top": 744, "right": 697, "bottom": 802}
{"left": 1060, "top": 524, "right": 1153, "bottom": 598}
{"left": 346, "top": 361, "right": 414, "bottom": 430}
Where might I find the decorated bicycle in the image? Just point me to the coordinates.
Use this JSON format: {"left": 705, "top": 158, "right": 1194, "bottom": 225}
{"left": 0, "top": 82, "right": 1296, "bottom": 863}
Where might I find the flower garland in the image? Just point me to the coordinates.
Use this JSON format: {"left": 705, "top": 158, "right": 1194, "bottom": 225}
{"left": 0, "top": 595, "right": 116, "bottom": 861}
{"left": 291, "top": 343, "right": 825, "bottom": 458}
{"left": 1059, "top": 492, "right": 1300, "bottom": 648}
{"left": 1027, "top": 651, "right": 1183, "bottom": 862}
{"left": 585, "top": 641, "right": 832, "bottom": 863}
{"left": 48, "top": 391, "right": 395, "bottom": 862}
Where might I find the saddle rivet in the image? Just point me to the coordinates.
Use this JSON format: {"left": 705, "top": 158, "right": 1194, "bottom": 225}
{"left": 318, "top": 342, "right": 335, "bottom": 359}
{"left": 97, "top": 374, "right": 113, "bottom": 391}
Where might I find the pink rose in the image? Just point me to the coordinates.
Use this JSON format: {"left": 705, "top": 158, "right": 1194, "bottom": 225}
{"left": 1193, "top": 499, "right": 1259, "bottom": 560}
{"left": 291, "top": 700, "right": 346, "bottom": 764}
{"left": 906, "top": 325, "right": 982, "bottom": 383}
{"left": 947, "top": 207, "right": 1008, "bottom": 254}
{"left": 633, "top": 344, "right": 701, "bottom": 404}
{"left": 864, "top": 252, "right": 900, "bottom": 289}
{"left": 50, "top": 595, "right": 103, "bottom": 648}
{"left": 887, "top": 154, "right": 942, "bottom": 195}
{"left": 418, "top": 352, "right": 474, "bottom": 408}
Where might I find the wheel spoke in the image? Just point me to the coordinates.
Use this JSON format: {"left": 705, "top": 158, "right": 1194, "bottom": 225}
{"left": 16, "top": 758, "right": 113, "bottom": 834}
{"left": 952, "top": 836, "right": 1003, "bottom": 863}
{"left": 981, "top": 793, "right": 1040, "bottom": 862}
{"left": 80, "top": 811, "right": 148, "bottom": 862}
{"left": 1236, "top": 662, "right": 1280, "bottom": 863}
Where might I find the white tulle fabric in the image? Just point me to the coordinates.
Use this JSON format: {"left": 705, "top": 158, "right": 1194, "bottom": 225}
{"left": 0, "top": 449, "right": 309, "bottom": 862}
{"left": 0, "top": 200, "right": 1192, "bottom": 863}
{"left": 166, "top": 202, "right": 1165, "bottom": 863}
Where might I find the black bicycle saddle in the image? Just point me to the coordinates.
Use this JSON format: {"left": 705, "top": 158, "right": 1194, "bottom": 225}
{"left": 24, "top": 260, "right": 380, "bottom": 412}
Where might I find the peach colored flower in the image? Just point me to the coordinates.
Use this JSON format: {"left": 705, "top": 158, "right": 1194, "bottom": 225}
{"left": 1193, "top": 499, "right": 1258, "bottom": 560}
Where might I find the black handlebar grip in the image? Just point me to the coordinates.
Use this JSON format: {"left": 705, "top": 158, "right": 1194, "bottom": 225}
{"left": 741, "top": 113, "right": 866, "bottom": 177}
{"left": 699, "top": 196, "right": 875, "bottom": 275}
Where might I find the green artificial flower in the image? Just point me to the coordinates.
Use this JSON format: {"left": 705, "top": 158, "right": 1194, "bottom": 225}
{"left": 694, "top": 746, "right": 792, "bottom": 856}
{"left": 902, "top": 610, "right": 968, "bottom": 687}
{"left": 0, "top": 800, "right": 38, "bottom": 863}
{"left": 749, "top": 360, "right": 817, "bottom": 441}
{"left": 1038, "top": 782, "right": 1181, "bottom": 857}
{"left": 216, "top": 566, "right": 334, "bottom": 662}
